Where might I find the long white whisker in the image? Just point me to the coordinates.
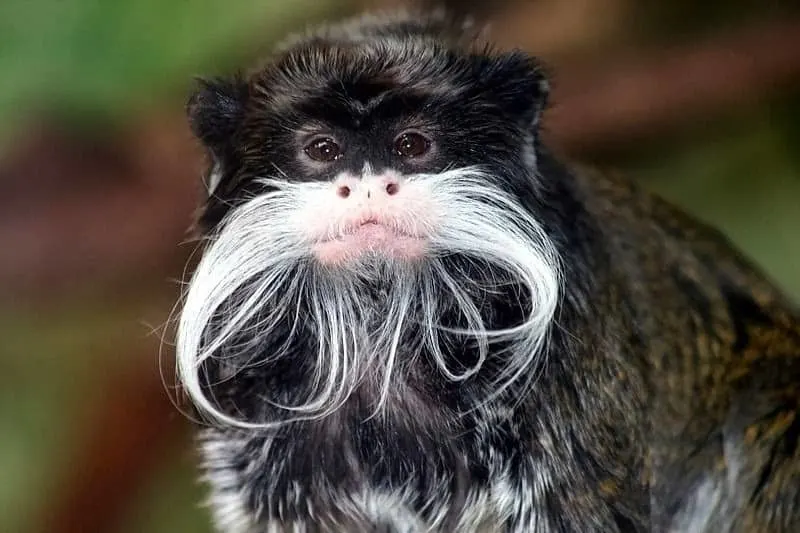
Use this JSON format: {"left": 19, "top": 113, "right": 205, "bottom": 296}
{"left": 176, "top": 166, "right": 560, "bottom": 428}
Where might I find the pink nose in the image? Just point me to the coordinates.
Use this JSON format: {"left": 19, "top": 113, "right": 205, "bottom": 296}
{"left": 335, "top": 175, "right": 401, "bottom": 201}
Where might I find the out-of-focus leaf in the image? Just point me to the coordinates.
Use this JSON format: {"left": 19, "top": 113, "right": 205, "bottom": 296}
{"left": 0, "top": 0, "right": 344, "bottom": 133}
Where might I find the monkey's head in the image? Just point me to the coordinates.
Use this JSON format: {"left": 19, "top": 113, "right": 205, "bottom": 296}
{"left": 177, "top": 12, "right": 561, "bottom": 428}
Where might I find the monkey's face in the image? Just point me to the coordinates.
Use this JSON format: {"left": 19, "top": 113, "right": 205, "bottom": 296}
{"left": 237, "top": 115, "right": 444, "bottom": 267}
{"left": 177, "top": 28, "right": 561, "bottom": 426}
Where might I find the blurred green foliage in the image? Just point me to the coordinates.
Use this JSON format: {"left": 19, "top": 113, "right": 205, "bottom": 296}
{"left": 0, "top": 0, "right": 343, "bottom": 136}
{"left": 0, "top": 300, "right": 198, "bottom": 533}
{"left": 635, "top": 0, "right": 799, "bottom": 43}
{"left": 637, "top": 109, "right": 800, "bottom": 297}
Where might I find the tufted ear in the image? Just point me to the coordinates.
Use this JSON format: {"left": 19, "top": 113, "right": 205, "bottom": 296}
{"left": 186, "top": 76, "right": 249, "bottom": 193}
{"left": 473, "top": 50, "right": 550, "bottom": 132}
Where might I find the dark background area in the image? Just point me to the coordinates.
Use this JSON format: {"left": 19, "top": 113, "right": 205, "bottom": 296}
{"left": 1, "top": 1, "right": 799, "bottom": 532}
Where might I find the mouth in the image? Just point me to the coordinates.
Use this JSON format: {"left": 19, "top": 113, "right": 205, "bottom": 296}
{"left": 313, "top": 218, "right": 426, "bottom": 265}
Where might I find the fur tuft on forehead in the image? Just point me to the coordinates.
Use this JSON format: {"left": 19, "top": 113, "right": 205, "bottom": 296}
{"left": 274, "top": 9, "right": 483, "bottom": 53}
{"left": 249, "top": 10, "right": 544, "bottom": 112}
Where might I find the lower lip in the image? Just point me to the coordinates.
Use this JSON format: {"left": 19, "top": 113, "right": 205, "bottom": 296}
{"left": 313, "top": 224, "right": 426, "bottom": 265}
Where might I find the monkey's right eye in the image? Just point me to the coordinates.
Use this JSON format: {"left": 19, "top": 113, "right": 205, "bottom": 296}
{"left": 304, "top": 137, "right": 342, "bottom": 163}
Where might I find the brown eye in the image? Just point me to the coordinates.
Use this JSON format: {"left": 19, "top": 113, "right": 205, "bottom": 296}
{"left": 394, "top": 132, "right": 430, "bottom": 159}
{"left": 304, "top": 137, "right": 342, "bottom": 162}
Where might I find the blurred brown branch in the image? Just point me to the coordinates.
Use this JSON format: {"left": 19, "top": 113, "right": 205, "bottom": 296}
{"left": 0, "top": 115, "right": 202, "bottom": 303}
{"left": 544, "top": 18, "right": 800, "bottom": 153}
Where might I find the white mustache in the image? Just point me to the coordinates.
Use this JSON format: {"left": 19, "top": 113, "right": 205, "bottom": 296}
{"left": 176, "top": 167, "right": 561, "bottom": 429}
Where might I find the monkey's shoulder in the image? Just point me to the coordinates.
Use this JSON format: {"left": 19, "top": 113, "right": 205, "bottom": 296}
{"left": 566, "top": 167, "right": 800, "bottom": 529}
{"left": 566, "top": 163, "right": 799, "bottom": 419}
{"left": 568, "top": 164, "right": 797, "bottom": 332}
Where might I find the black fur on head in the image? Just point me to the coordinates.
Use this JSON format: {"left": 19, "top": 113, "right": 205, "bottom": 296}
{"left": 187, "top": 10, "right": 549, "bottom": 232}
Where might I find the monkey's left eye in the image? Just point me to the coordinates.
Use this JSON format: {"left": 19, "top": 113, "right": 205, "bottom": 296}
{"left": 394, "top": 132, "right": 431, "bottom": 159}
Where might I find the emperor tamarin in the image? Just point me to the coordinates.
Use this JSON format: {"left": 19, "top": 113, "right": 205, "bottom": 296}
{"left": 175, "top": 10, "right": 800, "bottom": 533}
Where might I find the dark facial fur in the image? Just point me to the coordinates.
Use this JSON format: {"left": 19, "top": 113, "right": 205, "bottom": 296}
{"left": 178, "top": 10, "right": 800, "bottom": 533}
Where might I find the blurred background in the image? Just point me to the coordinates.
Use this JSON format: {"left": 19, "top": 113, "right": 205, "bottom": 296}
{"left": 1, "top": 0, "right": 799, "bottom": 532}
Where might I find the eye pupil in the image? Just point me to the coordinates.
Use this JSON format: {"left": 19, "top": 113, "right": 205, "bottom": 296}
{"left": 305, "top": 138, "right": 341, "bottom": 162}
{"left": 395, "top": 132, "right": 430, "bottom": 158}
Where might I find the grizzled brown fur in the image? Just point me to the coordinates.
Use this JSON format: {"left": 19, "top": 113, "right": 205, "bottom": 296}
{"left": 571, "top": 167, "right": 800, "bottom": 530}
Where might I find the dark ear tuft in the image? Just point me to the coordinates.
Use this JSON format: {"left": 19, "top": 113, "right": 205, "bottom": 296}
{"left": 186, "top": 76, "right": 249, "bottom": 158}
{"left": 475, "top": 50, "right": 550, "bottom": 130}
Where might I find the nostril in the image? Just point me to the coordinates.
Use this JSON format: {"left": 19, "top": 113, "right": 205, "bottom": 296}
{"left": 385, "top": 182, "right": 399, "bottom": 196}
{"left": 337, "top": 185, "right": 351, "bottom": 199}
